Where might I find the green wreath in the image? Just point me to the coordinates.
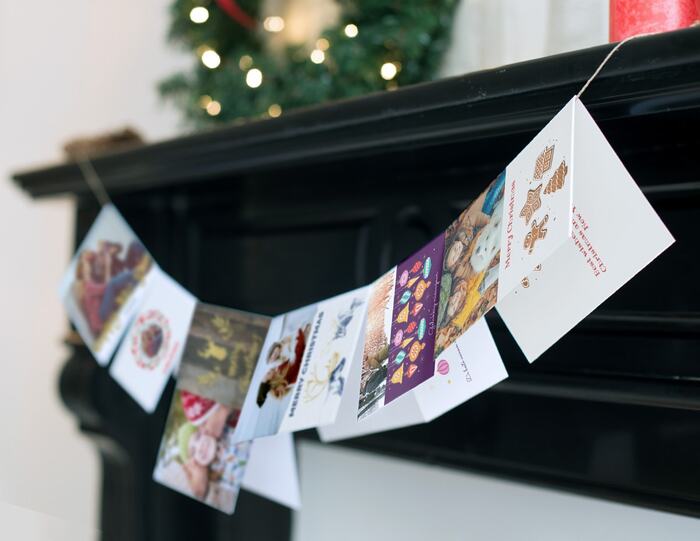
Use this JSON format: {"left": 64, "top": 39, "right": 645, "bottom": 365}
{"left": 160, "top": 0, "right": 458, "bottom": 125}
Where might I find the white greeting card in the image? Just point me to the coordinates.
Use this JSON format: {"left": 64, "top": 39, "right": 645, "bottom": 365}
{"left": 232, "top": 304, "right": 318, "bottom": 442}
{"left": 59, "top": 205, "right": 157, "bottom": 365}
{"left": 280, "top": 287, "right": 369, "bottom": 433}
{"left": 497, "top": 100, "right": 575, "bottom": 299}
{"left": 109, "top": 268, "right": 197, "bottom": 412}
{"left": 318, "top": 317, "right": 504, "bottom": 442}
{"left": 496, "top": 97, "right": 674, "bottom": 361}
{"left": 243, "top": 432, "right": 301, "bottom": 509}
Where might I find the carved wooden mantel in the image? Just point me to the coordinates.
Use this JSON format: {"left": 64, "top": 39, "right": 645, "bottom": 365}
{"left": 13, "top": 28, "right": 700, "bottom": 540}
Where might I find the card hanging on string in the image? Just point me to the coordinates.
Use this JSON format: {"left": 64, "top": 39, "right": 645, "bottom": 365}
{"left": 109, "top": 268, "right": 197, "bottom": 412}
{"left": 232, "top": 286, "right": 370, "bottom": 442}
{"left": 59, "top": 204, "right": 157, "bottom": 365}
{"left": 153, "top": 302, "right": 271, "bottom": 514}
{"left": 495, "top": 96, "right": 674, "bottom": 361}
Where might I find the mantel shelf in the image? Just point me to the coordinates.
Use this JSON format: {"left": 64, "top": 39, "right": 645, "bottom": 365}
{"left": 13, "top": 27, "right": 700, "bottom": 199}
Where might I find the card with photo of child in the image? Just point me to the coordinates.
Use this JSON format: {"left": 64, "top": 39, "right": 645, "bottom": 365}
{"left": 59, "top": 205, "right": 156, "bottom": 365}
{"left": 154, "top": 303, "right": 271, "bottom": 513}
{"left": 153, "top": 389, "right": 250, "bottom": 514}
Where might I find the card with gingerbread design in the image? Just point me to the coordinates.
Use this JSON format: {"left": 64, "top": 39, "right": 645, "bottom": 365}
{"left": 497, "top": 97, "right": 674, "bottom": 361}
{"left": 497, "top": 99, "right": 576, "bottom": 300}
{"left": 110, "top": 268, "right": 197, "bottom": 413}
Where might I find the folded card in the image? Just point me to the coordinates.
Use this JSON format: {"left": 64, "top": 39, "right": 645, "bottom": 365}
{"left": 233, "top": 303, "right": 318, "bottom": 442}
{"left": 280, "top": 287, "right": 369, "bottom": 432}
{"left": 153, "top": 303, "right": 271, "bottom": 513}
{"left": 319, "top": 317, "right": 505, "bottom": 442}
{"left": 109, "top": 268, "right": 197, "bottom": 412}
{"left": 496, "top": 97, "right": 674, "bottom": 361}
{"left": 233, "top": 286, "right": 370, "bottom": 441}
{"left": 59, "top": 204, "right": 156, "bottom": 365}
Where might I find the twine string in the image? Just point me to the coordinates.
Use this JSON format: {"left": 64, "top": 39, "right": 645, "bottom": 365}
{"left": 77, "top": 155, "right": 112, "bottom": 207}
{"left": 577, "top": 32, "right": 654, "bottom": 99}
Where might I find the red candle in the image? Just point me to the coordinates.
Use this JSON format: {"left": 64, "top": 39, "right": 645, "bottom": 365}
{"left": 610, "top": 0, "right": 699, "bottom": 41}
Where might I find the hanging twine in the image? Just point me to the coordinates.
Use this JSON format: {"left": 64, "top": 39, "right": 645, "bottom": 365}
{"left": 77, "top": 155, "right": 112, "bottom": 207}
{"left": 577, "top": 32, "right": 654, "bottom": 99}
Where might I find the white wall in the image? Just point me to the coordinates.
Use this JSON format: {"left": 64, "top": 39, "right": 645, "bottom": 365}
{"left": 294, "top": 442, "right": 700, "bottom": 541}
{"left": 0, "top": 0, "right": 187, "bottom": 532}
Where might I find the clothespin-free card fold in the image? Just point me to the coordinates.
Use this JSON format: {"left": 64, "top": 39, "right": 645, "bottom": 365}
{"left": 59, "top": 205, "right": 157, "bottom": 365}
{"left": 232, "top": 286, "right": 369, "bottom": 443}
{"left": 496, "top": 97, "right": 674, "bottom": 361}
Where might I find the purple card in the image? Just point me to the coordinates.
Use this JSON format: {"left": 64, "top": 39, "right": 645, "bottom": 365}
{"left": 384, "top": 235, "right": 445, "bottom": 404}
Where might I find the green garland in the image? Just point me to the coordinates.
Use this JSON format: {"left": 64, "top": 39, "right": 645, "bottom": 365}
{"left": 160, "top": 0, "right": 458, "bottom": 125}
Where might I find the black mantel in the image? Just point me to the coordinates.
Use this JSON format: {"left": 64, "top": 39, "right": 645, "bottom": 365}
{"left": 14, "top": 27, "right": 700, "bottom": 540}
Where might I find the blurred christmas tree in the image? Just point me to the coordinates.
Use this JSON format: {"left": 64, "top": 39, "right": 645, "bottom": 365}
{"left": 160, "top": 0, "right": 458, "bottom": 125}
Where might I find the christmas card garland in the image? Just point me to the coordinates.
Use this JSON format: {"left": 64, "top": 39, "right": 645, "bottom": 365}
{"left": 59, "top": 96, "right": 673, "bottom": 514}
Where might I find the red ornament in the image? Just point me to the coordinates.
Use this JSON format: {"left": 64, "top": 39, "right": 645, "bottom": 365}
{"left": 609, "top": 0, "right": 698, "bottom": 41}
{"left": 215, "top": 0, "right": 257, "bottom": 30}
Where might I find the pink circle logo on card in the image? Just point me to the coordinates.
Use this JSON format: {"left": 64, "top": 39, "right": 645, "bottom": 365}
{"left": 131, "top": 309, "right": 171, "bottom": 370}
{"left": 437, "top": 359, "right": 449, "bottom": 375}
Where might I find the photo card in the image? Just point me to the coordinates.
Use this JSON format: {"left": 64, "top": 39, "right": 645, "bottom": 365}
{"left": 59, "top": 204, "right": 156, "bottom": 365}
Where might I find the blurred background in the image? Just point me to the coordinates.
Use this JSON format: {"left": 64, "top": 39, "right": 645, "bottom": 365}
{"left": 1, "top": 0, "right": 698, "bottom": 538}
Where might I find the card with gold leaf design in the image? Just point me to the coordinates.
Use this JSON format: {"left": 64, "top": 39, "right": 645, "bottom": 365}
{"left": 175, "top": 303, "right": 271, "bottom": 410}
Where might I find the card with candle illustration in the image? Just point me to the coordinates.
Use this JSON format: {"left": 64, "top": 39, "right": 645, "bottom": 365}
{"left": 385, "top": 236, "right": 445, "bottom": 404}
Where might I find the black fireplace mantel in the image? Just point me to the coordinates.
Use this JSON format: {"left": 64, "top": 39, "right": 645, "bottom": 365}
{"left": 14, "top": 27, "right": 700, "bottom": 540}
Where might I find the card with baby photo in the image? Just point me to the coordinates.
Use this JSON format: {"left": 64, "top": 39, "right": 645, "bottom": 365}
{"left": 153, "top": 389, "right": 250, "bottom": 514}
{"left": 175, "top": 303, "right": 271, "bottom": 410}
{"left": 59, "top": 205, "right": 156, "bottom": 365}
{"left": 279, "top": 286, "right": 369, "bottom": 433}
{"left": 232, "top": 304, "right": 318, "bottom": 442}
{"left": 497, "top": 97, "right": 674, "bottom": 361}
{"left": 109, "top": 268, "right": 197, "bottom": 413}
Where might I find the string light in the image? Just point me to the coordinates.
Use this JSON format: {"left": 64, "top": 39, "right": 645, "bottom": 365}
{"left": 310, "top": 49, "right": 325, "bottom": 64}
{"left": 380, "top": 61, "right": 399, "bottom": 80}
{"left": 263, "top": 16, "right": 285, "bottom": 32}
{"left": 201, "top": 49, "right": 221, "bottom": 69}
{"left": 246, "top": 68, "right": 263, "bottom": 88}
{"left": 239, "top": 55, "right": 253, "bottom": 70}
{"left": 206, "top": 100, "right": 222, "bottom": 116}
{"left": 316, "top": 38, "right": 330, "bottom": 51}
{"left": 344, "top": 24, "right": 359, "bottom": 38}
{"left": 268, "top": 104, "right": 282, "bottom": 118}
{"left": 199, "top": 95, "right": 212, "bottom": 108}
{"left": 189, "top": 7, "right": 209, "bottom": 24}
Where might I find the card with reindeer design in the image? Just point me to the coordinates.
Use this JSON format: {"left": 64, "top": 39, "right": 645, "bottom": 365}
{"left": 497, "top": 97, "right": 674, "bottom": 361}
